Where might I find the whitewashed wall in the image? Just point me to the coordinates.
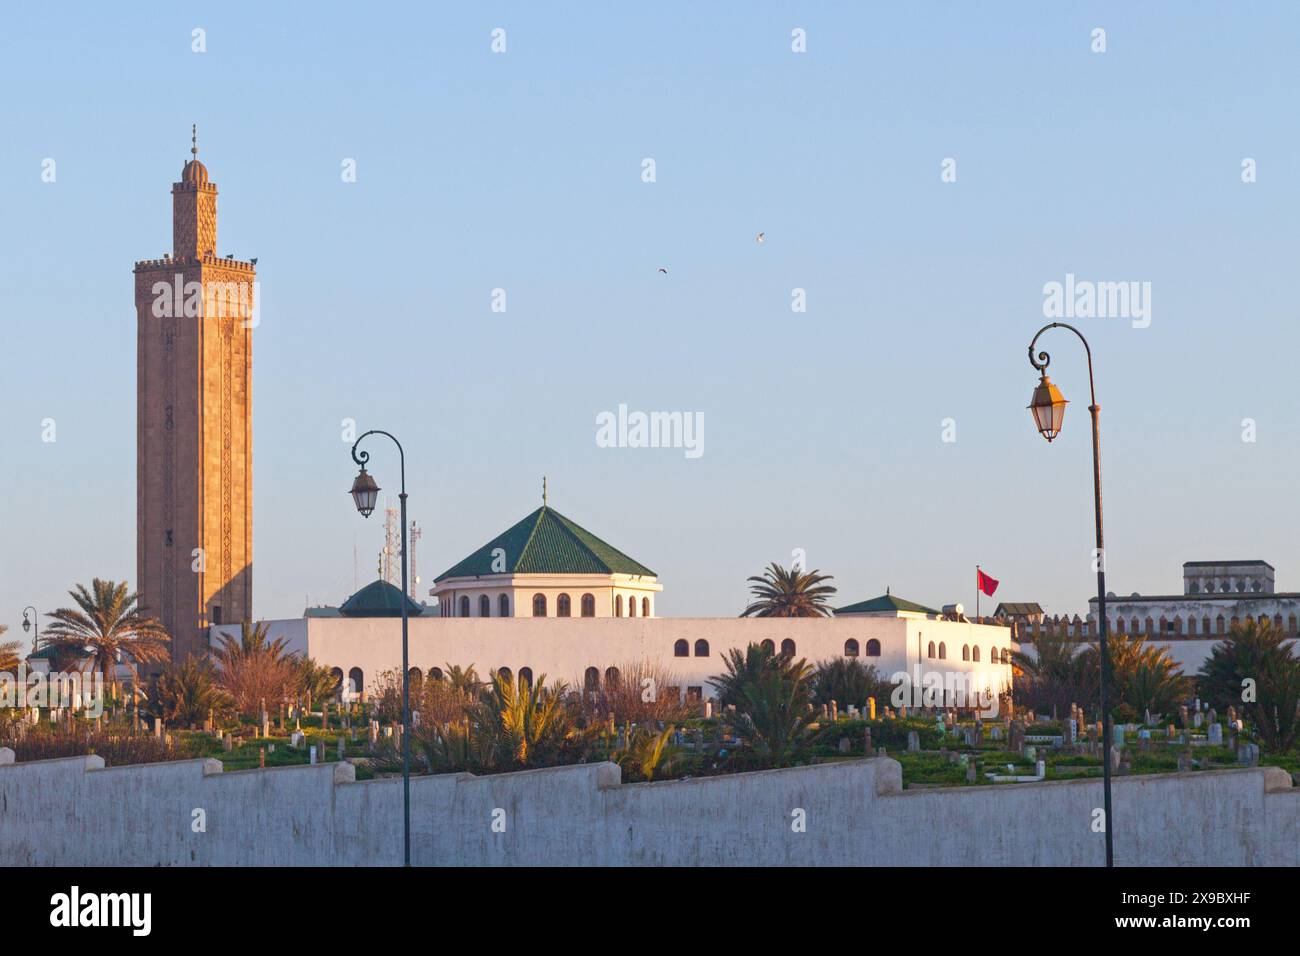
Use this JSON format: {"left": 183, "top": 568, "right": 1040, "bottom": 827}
{"left": 0, "top": 750, "right": 1294, "bottom": 866}
{"left": 214, "top": 616, "right": 1013, "bottom": 701}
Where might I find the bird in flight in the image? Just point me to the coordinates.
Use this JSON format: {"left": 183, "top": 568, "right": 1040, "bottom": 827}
{"left": 755, "top": 232, "right": 765, "bottom": 244}
{"left": 657, "top": 267, "right": 668, "bottom": 274}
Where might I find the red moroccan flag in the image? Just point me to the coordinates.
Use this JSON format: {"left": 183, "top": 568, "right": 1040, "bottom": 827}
{"left": 976, "top": 568, "right": 999, "bottom": 597}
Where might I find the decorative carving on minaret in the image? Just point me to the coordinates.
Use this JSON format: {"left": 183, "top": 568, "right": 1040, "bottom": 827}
{"left": 135, "top": 130, "right": 254, "bottom": 659}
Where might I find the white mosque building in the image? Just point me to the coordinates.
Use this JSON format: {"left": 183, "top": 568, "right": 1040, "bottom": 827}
{"left": 212, "top": 502, "right": 1014, "bottom": 705}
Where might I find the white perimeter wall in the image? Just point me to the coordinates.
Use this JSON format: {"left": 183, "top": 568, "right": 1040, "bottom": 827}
{"left": 1, "top": 751, "right": 1295, "bottom": 866}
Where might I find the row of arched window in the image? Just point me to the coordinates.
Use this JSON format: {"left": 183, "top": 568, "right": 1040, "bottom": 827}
{"left": 843, "top": 639, "right": 881, "bottom": 658}
{"left": 925, "top": 641, "right": 1009, "bottom": 664}
{"left": 444, "top": 594, "right": 513, "bottom": 617}
{"left": 1110, "top": 612, "right": 1297, "bottom": 637}
{"left": 442, "top": 592, "right": 653, "bottom": 617}
{"left": 613, "top": 594, "right": 651, "bottom": 617}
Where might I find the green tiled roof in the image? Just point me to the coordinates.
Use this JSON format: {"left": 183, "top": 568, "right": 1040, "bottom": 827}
{"left": 835, "top": 593, "right": 940, "bottom": 616}
{"left": 338, "top": 580, "right": 425, "bottom": 618}
{"left": 436, "top": 506, "right": 655, "bottom": 582}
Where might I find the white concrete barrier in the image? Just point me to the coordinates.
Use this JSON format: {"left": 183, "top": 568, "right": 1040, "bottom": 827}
{"left": 0, "top": 754, "right": 1294, "bottom": 866}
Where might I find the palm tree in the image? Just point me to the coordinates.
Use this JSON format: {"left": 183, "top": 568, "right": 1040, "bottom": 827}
{"left": 152, "top": 658, "right": 231, "bottom": 727}
{"left": 1198, "top": 619, "right": 1300, "bottom": 754}
{"left": 441, "top": 663, "right": 482, "bottom": 698}
{"left": 740, "top": 562, "right": 837, "bottom": 618}
{"left": 292, "top": 657, "right": 339, "bottom": 707}
{"left": 1010, "top": 628, "right": 1096, "bottom": 719}
{"left": 42, "top": 579, "right": 171, "bottom": 701}
{"left": 1082, "top": 634, "right": 1188, "bottom": 720}
{"left": 0, "top": 624, "right": 19, "bottom": 674}
{"left": 722, "top": 653, "right": 817, "bottom": 767}
{"left": 812, "top": 657, "right": 893, "bottom": 708}
{"left": 710, "top": 643, "right": 782, "bottom": 706}
{"left": 469, "top": 672, "right": 582, "bottom": 769}
{"left": 614, "top": 724, "right": 683, "bottom": 782}
{"left": 211, "top": 620, "right": 296, "bottom": 716}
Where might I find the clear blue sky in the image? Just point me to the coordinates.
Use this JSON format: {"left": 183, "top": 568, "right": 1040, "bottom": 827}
{"left": 3, "top": 3, "right": 1298, "bottom": 648}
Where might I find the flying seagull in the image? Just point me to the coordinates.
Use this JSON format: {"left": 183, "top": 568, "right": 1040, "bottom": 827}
{"left": 657, "top": 267, "right": 668, "bottom": 274}
{"left": 755, "top": 232, "right": 765, "bottom": 244}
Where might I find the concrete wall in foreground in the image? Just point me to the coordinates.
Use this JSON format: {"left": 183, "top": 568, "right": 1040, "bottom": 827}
{"left": 0, "top": 749, "right": 1296, "bottom": 866}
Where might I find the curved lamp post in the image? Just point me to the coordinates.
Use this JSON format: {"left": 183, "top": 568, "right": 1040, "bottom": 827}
{"left": 1027, "top": 321, "right": 1114, "bottom": 868}
{"left": 348, "top": 429, "right": 411, "bottom": 868}
{"left": 21, "top": 606, "right": 39, "bottom": 654}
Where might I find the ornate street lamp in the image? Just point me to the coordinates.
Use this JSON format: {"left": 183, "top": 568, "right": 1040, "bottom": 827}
{"left": 22, "top": 606, "right": 38, "bottom": 654}
{"left": 348, "top": 430, "right": 411, "bottom": 867}
{"left": 1027, "top": 321, "right": 1115, "bottom": 868}
{"left": 349, "top": 468, "right": 380, "bottom": 517}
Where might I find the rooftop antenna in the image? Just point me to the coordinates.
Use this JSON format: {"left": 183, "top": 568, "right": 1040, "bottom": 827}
{"left": 409, "top": 520, "right": 423, "bottom": 599}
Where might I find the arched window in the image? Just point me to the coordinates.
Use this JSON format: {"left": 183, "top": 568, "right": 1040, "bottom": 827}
{"left": 865, "top": 639, "right": 881, "bottom": 657}
{"left": 628, "top": 597, "right": 636, "bottom": 618}
{"left": 408, "top": 666, "right": 422, "bottom": 684}
{"left": 479, "top": 594, "right": 491, "bottom": 618}
{"left": 519, "top": 667, "right": 533, "bottom": 689}
{"left": 1275, "top": 614, "right": 1284, "bottom": 632}
{"left": 938, "top": 642, "right": 946, "bottom": 660}
{"left": 1203, "top": 616, "right": 1212, "bottom": 635}
{"left": 605, "top": 666, "right": 621, "bottom": 687}
{"left": 532, "top": 593, "right": 547, "bottom": 617}
{"left": 972, "top": 646, "right": 981, "bottom": 662}
{"left": 581, "top": 593, "right": 595, "bottom": 617}
{"left": 459, "top": 595, "right": 470, "bottom": 618}
{"left": 1144, "top": 617, "right": 1155, "bottom": 635}
{"left": 557, "top": 594, "right": 572, "bottom": 617}
{"left": 694, "top": 638, "right": 709, "bottom": 657}
{"left": 499, "top": 594, "right": 510, "bottom": 617}
{"left": 348, "top": 667, "right": 364, "bottom": 698}
{"left": 497, "top": 667, "right": 512, "bottom": 685}
{"left": 1215, "top": 614, "right": 1225, "bottom": 634}
{"left": 760, "top": 639, "right": 775, "bottom": 654}
{"left": 615, "top": 595, "right": 623, "bottom": 617}
{"left": 927, "top": 641, "right": 936, "bottom": 659}
{"left": 1187, "top": 616, "right": 1197, "bottom": 636}
{"left": 329, "top": 667, "right": 344, "bottom": 694}
{"left": 674, "top": 639, "right": 689, "bottom": 657}
{"left": 844, "top": 639, "right": 860, "bottom": 657}
{"left": 584, "top": 667, "right": 600, "bottom": 692}
{"left": 642, "top": 597, "right": 650, "bottom": 617}
{"left": 781, "top": 638, "right": 796, "bottom": 657}
{"left": 1290, "top": 614, "right": 1298, "bottom": 634}
{"left": 430, "top": 667, "right": 444, "bottom": 681}
{"left": 962, "top": 645, "right": 970, "bottom": 661}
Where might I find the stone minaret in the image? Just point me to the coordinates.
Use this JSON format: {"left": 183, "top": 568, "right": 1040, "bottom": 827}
{"left": 134, "top": 128, "right": 254, "bottom": 661}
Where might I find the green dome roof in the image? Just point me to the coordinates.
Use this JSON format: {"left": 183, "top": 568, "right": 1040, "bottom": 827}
{"left": 339, "top": 580, "right": 425, "bottom": 617}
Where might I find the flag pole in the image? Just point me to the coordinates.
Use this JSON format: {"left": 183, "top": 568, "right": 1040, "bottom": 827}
{"left": 975, "top": 565, "right": 980, "bottom": 621}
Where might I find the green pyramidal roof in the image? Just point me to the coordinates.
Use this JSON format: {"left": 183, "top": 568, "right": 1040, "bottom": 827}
{"left": 436, "top": 506, "right": 656, "bottom": 582}
{"left": 835, "top": 593, "right": 940, "bottom": 616}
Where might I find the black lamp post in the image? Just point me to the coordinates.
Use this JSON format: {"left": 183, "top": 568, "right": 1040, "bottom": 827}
{"left": 348, "top": 429, "right": 411, "bottom": 868}
{"left": 1027, "top": 321, "right": 1114, "bottom": 868}
{"left": 22, "top": 606, "right": 38, "bottom": 654}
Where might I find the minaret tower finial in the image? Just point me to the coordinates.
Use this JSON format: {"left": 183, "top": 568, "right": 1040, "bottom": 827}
{"left": 191, "top": 123, "right": 198, "bottom": 160}
{"left": 542, "top": 476, "right": 548, "bottom": 507}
